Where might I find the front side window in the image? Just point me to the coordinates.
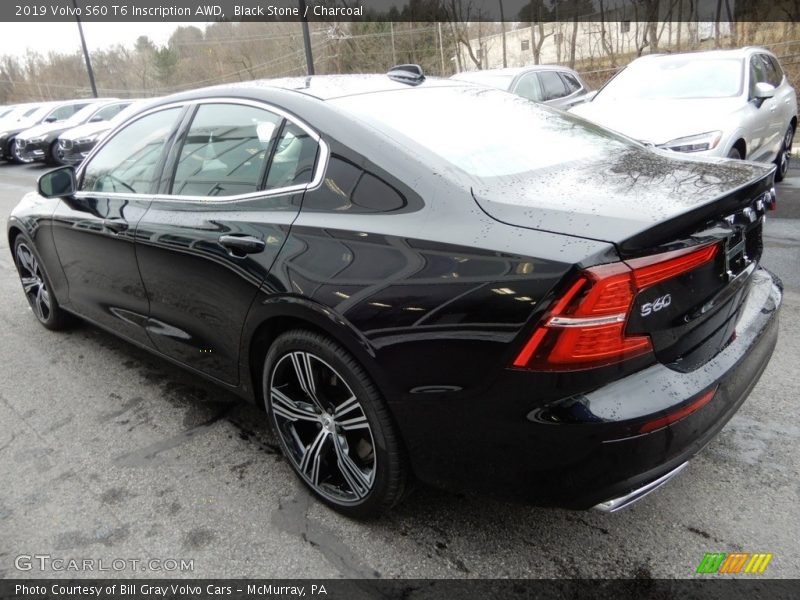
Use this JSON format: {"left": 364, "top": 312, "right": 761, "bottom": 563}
{"left": 171, "top": 103, "right": 282, "bottom": 197}
{"left": 760, "top": 54, "right": 782, "bottom": 87}
{"left": 768, "top": 56, "right": 785, "bottom": 86}
{"left": 539, "top": 71, "right": 567, "bottom": 101}
{"left": 750, "top": 55, "right": 768, "bottom": 97}
{"left": 81, "top": 107, "right": 181, "bottom": 194}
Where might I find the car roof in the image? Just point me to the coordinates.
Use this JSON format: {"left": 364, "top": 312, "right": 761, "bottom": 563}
{"left": 634, "top": 48, "right": 775, "bottom": 63}
{"left": 164, "top": 74, "right": 466, "bottom": 103}
{"left": 454, "top": 65, "right": 576, "bottom": 78}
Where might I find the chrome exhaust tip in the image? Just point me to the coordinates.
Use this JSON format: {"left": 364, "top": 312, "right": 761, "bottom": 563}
{"left": 593, "top": 461, "right": 689, "bottom": 513}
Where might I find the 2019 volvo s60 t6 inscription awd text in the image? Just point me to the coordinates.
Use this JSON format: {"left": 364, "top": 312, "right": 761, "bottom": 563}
{"left": 8, "top": 67, "right": 782, "bottom": 518}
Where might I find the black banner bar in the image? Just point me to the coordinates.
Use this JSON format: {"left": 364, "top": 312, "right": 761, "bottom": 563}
{"left": 0, "top": 0, "right": 798, "bottom": 22}
{"left": 2, "top": 580, "right": 800, "bottom": 600}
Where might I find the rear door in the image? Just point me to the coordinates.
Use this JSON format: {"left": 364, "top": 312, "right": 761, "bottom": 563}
{"left": 52, "top": 105, "right": 185, "bottom": 347}
{"left": 134, "top": 99, "right": 321, "bottom": 384}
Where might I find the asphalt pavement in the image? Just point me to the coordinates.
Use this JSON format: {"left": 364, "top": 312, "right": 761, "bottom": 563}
{"left": 0, "top": 161, "right": 798, "bottom": 579}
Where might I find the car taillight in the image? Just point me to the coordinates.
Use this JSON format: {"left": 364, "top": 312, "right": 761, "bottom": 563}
{"left": 513, "top": 243, "right": 719, "bottom": 371}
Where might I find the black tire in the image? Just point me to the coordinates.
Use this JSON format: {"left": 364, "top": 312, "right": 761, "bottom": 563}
{"left": 774, "top": 124, "right": 794, "bottom": 183}
{"left": 13, "top": 237, "right": 73, "bottom": 330}
{"left": 5, "top": 137, "right": 21, "bottom": 163}
{"left": 263, "top": 329, "right": 411, "bottom": 518}
{"left": 46, "top": 140, "right": 62, "bottom": 166}
{"left": 727, "top": 146, "right": 743, "bottom": 160}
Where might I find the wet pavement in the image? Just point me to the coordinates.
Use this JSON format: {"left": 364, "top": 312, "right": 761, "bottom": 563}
{"left": 0, "top": 161, "right": 798, "bottom": 579}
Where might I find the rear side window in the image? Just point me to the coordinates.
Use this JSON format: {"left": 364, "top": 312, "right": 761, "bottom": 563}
{"left": 265, "top": 122, "right": 318, "bottom": 190}
{"left": 172, "top": 103, "right": 282, "bottom": 197}
{"left": 81, "top": 108, "right": 181, "bottom": 194}
{"left": 515, "top": 73, "right": 544, "bottom": 102}
{"left": 560, "top": 72, "right": 582, "bottom": 94}
{"left": 539, "top": 71, "right": 567, "bottom": 101}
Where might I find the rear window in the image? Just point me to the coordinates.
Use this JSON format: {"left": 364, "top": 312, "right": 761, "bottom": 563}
{"left": 331, "top": 86, "right": 632, "bottom": 178}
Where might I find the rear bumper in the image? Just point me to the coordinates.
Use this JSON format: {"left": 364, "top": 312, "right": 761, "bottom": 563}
{"left": 392, "top": 267, "right": 781, "bottom": 508}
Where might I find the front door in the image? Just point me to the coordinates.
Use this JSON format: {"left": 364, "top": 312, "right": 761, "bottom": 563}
{"left": 134, "top": 100, "right": 321, "bottom": 384}
{"left": 51, "top": 106, "right": 184, "bottom": 347}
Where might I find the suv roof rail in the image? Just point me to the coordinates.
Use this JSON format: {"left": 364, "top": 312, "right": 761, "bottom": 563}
{"left": 387, "top": 64, "right": 425, "bottom": 86}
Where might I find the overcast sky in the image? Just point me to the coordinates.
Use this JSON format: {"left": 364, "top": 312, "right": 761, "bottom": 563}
{"left": 1, "top": 22, "right": 209, "bottom": 59}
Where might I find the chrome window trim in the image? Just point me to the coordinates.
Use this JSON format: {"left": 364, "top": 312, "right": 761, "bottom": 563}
{"left": 75, "top": 97, "right": 329, "bottom": 204}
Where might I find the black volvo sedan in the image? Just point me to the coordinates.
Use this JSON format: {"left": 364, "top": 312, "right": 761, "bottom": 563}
{"left": 8, "top": 67, "right": 781, "bottom": 518}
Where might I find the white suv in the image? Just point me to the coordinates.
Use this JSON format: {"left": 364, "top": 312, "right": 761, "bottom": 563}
{"left": 570, "top": 48, "right": 798, "bottom": 181}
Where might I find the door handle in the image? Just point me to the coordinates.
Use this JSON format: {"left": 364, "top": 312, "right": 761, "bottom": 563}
{"left": 102, "top": 218, "right": 129, "bottom": 233}
{"left": 219, "top": 234, "right": 266, "bottom": 255}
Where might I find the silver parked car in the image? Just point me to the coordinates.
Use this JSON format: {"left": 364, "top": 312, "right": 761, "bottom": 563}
{"left": 571, "top": 48, "right": 798, "bottom": 181}
{"left": 450, "top": 65, "right": 593, "bottom": 109}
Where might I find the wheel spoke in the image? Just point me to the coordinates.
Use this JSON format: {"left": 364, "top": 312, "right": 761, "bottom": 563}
{"left": 271, "top": 387, "right": 320, "bottom": 423}
{"left": 338, "top": 413, "right": 370, "bottom": 431}
{"left": 290, "top": 351, "right": 324, "bottom": 410}
{"left": 333, "top": 395, "right": 359, "bottom": 419}
{"left": 21, "top": 276, "right": 38, "bottom": 294}
{"left": 16, "top": 247, "right": 35, "bottom": 275}
{"left": 333, "top": 435, "right": 370, "bottom": 498}
{"left": 299, "top": 429, "right": 329, "bottom": 486}
{"left": 35, "top": 287, "right": 46, "bottom": 319}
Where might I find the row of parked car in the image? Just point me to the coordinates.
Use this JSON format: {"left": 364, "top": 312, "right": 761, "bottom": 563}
{"left": 451, "top": 46, "right": 797, "bottom": 181}
{"left": 0, "top": 97, "right": 153, "bottom": 167}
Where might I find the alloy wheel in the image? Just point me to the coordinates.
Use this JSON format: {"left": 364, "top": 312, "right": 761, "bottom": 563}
{"left": 12, "top": 141, "right": 32, "bottom": 164}
{"left": 269, "top": 351, "right": 376, "bottom": 504}
{"left": 16, "top": 243, "right": 51, "bottom": 322}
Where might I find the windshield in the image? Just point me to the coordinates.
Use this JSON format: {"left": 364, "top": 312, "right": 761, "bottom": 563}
{"left": 63, "top": 102, "right": 106, "bottom": 127}
{"left": 450, "top": 72, "right": 516, "bottom": 91}
{"left": 597, "top": 56, "right": 744, "bottom": 100}
{"left": 110, "top": 100, "right": 152, "bottom": 124}
{"left": 332, "top": 86, "right": 633, "bottom": 179}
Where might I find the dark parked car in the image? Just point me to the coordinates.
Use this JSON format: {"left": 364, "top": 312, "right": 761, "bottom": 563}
{"left": 451, "top": 65, "right": 592, "bottom": 108}
{"left": 56, "top": 99, "right": 150, "bottom": 166}
{"left": 15, "top": 99, "right": 126, "bottom": 165}
{"left": 2, "top": 99, "right": 96, "bottom": 163}
{"left": 8, "top": 70, "right": 781, "bottom": 517}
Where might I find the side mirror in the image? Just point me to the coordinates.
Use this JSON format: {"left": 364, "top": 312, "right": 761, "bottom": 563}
{"left": 584, "top": 90, "right": 598, "bottom": 102}
{"left": 38, "top": 166, "right": 76, "bottom": 198}
{"left": 43, "top": 116, "right": 58, "bottom": 123}
{"left": 89, "top": 115, "right": 104, "bottom": 122}
{"left": 754, "top": 82, "right": 776, "bottom": 100}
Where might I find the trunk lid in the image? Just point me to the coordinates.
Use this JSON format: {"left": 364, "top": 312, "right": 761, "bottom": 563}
{"left": 472, "top": 147, "right": 773, "bottom": 256}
